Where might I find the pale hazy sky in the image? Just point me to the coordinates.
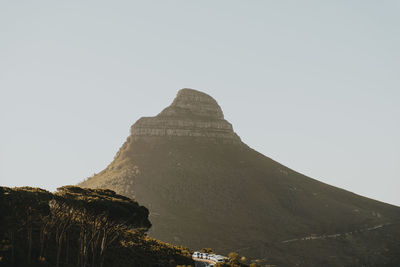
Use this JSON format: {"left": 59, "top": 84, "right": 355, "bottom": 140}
{"left": 1, "top": 1, "right": 399, "bottom": 206}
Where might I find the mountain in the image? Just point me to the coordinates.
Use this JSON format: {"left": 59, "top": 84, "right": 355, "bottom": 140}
{"left": 80, "top": 88, "right": 400, "bottom": 266}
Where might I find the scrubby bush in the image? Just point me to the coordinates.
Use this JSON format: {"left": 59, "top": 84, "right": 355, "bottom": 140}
{"left": 0, "top": 186, "right": 192, "bottom": 267}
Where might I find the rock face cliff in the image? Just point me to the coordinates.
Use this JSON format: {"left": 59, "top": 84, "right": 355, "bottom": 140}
{"left": 80, "top": 88, "right": 400, "bottom": 267}
{"left": 131, "top": 89, "right": 240, "bottom": 142}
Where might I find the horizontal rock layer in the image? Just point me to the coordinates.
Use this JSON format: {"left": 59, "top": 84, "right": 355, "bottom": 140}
{"left": 130, "top": 88, "right": 241, "bottom": 143}
{"left": 159, "top": 89, "right": 224, "bottom": 119}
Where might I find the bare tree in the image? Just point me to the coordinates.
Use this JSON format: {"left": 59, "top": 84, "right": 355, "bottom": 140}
{"left": 49, "top": 200, "right": 75, "bottom": 267}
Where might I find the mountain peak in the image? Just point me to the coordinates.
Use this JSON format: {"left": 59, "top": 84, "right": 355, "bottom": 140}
{"left": 130, "top": 88, "right": 240, "bottom": 143}
{"left": 159, "top": 88, "right": 224, "bottom": 119}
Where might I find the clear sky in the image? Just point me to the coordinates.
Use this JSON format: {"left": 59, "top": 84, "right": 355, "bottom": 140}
{"left": 1, "top": 1, "right": 399, "bottom": 206}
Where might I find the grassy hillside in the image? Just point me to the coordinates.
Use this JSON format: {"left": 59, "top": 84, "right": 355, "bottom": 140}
{"left": 81, "top": 137, "right": 400, "bottom": 266}
{"left": 0, "top": 186, "right": 194, "bottom": 267}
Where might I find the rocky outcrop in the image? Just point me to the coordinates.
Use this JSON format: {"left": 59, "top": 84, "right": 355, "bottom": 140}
{"left": 130, "top": 88, "right": 241, "bottom": 143}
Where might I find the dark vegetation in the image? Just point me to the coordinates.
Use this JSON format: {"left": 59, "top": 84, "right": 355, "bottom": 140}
{"left": 215, "top": 252, "right": 258, "bottom": 267}
{"left": 0, "top": 186, "right": 193, "bottom": 267}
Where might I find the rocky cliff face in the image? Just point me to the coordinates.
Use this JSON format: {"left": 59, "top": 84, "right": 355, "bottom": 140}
{"left": 130, "top": 89, "right": 241, "bottom": 143}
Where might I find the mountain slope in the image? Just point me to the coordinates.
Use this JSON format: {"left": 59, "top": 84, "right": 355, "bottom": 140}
{"left": 80, "top": 88, "right": 400, "bottom": 266}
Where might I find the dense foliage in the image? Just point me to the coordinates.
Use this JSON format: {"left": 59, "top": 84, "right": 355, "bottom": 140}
{"left": 0, "top": 186, "right": 193, "bottom": 267}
